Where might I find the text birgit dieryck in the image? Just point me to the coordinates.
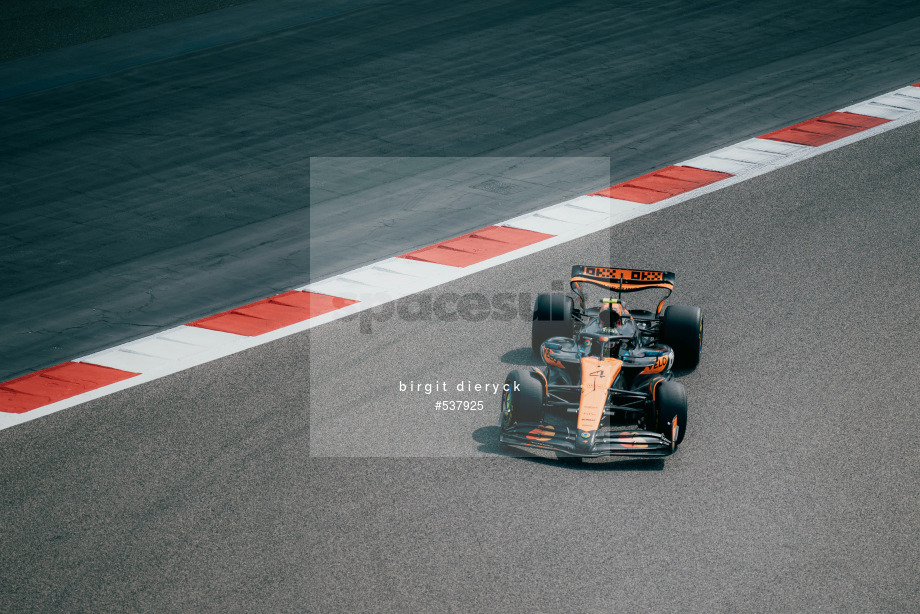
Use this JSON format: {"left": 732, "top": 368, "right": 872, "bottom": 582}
{"left": 398, "top": 381, "right": 521, "bottom": 395}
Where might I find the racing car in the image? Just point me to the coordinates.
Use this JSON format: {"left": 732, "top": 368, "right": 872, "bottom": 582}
{"left": 499, "top": 266, "right": 703, "bottom": 457}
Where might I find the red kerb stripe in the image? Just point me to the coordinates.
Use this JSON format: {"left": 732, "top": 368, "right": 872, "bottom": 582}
{"left": 188, "top": 291, "right": 358, "bottom": 336}
{"left": 591, "top": 166, "right": 733, "bottom": 204}
{"left": 1, "top": 362, "right": 139, "bottom": 414}
{"left": 399, "top": 225, "right": 554, "bottom": 267}
{"left": 758, "top": 112, "right": 889, "bottom": 146}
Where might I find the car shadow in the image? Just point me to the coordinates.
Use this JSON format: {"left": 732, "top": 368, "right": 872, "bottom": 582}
{"left": 499, "top": 347, "right": 541, "bottom": 366}
{"left": 472, "top": 426, "right": 664, "bottom": 471}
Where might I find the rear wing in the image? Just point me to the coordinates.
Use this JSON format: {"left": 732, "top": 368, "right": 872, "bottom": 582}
{"left": 570, "top": 266, "right": 675, "bottom": 314}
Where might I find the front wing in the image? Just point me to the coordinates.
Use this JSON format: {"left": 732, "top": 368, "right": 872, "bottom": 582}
{"left": 500, "top": 422, "right": 676, "bottom": 457}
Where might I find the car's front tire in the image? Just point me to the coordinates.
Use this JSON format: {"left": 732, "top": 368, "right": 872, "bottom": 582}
{"left": 655, "top": 380, "right": 687, "bottom": 446}
{"left": 500, "top": 369, "right": 545, "bottom": 430}
{"left": 660, "top": 305, "right": 703, "bottom": 369}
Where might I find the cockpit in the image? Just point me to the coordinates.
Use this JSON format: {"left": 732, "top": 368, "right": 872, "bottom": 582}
{"left": 574, "top": 300, "right": 639, "bottom": 359}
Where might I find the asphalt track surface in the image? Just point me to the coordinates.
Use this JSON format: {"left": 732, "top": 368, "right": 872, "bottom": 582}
{"left": 2, "top": 119, "right": 920, "bottom": 613}
{"left": 0, "top": 0, "right": 255, "bottom": 62}
{"left": 3, "top": 0, "right": 920, "bottom": 380}
{"left": 2, "top": 2, "right": 920, "bottom": 613}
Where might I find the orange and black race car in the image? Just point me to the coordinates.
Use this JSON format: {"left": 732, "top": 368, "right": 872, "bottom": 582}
{"left": 499, "top": 266, "right": 703, "bottom": 457}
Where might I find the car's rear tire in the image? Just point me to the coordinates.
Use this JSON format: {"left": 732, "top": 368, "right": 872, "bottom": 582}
{"left": 655, "top": 380, "right": 687, "bottom": 445}
{"left": 500, "top": 370, "right": 544, "bottom": 430}
{"left": 532, "top": 294, "right": 574, "bottom": 355}
{"left": 660, "top": 305, "right": 703, "bottom": 370}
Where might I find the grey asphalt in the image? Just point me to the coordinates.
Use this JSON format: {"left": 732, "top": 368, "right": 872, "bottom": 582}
{"left": 2, "top": 117, "right": 919, "bottom": 612}
{"left": 3, "top": 0, "right": 920, "bottom": 381}
{"left": 0, "top": 0, "right": 255, "bottom": 64}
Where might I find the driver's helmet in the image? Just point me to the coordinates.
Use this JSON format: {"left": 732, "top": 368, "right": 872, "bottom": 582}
{"left": 599, "top": 301, "right": 624, "bottom": 329}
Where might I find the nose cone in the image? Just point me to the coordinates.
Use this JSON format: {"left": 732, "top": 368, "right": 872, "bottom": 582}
{"left": 575, "top": 429, "right": 595, "bottom": 450}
